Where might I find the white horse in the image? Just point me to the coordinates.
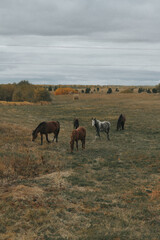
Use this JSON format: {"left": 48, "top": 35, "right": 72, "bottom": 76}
{"left": 92, "top": 118, "right": 111, "bottom": 140}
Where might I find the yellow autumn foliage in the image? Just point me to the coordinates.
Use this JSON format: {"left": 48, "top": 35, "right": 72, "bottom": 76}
{"left": 54, "top": 87, "right": 78, "bottom": 95}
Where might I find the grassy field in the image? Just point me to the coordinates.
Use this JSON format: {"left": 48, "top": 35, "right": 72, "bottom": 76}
{"left": 0, "top": 92, "right": 160, "bottom": 240}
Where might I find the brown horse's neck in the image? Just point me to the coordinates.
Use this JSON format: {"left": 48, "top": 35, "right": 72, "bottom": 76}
{"left": 35, "top": 128, "right": 40, "bottom": 134}
{"left": 35, "top": 122, "right": 46, "bottom": 133}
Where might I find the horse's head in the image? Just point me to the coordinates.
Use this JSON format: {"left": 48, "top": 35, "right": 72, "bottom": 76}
{"left": 92, "top": 118, "right": 96, "bottom": 127}
{"left": 32, "top": 130, "right": 38, "bottom": 141}
{"left": 73, "top": 118, "right": 79, "bottom": 129}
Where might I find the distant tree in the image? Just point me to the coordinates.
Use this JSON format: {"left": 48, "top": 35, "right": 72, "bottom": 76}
{"left": 54, "top": 86, "right": 58, "bottom": 91}
{"left": 156, "top": 83, "right": 160, "bottom": 92}
{"left": 85, "top": 87, "right": 91, "bottom": 94}
{"left": 17, "top": 80, "right": 30, "bottom": 86}
{"left": 48, "top": 86, "right": 52, "bottom": 91}
{"left": 152, "top": 88, "right": 157, "bottom": 93}
{"left": 146, "top": 89, "right": 151, "bottom": 94}
{"left": 97, "top": 87, "right": 99, "bottom": 92}
{"left": 0, "top": 84, "right": 15, "bottom": 101}
{"left": 121, "top": 88, "right": 134, "bottom": 93}
{"left": 138, "top": 87, "right": 145, "bottom": 93}
{"left": 81, "top": 90, "right": 84, "bottom": 93}
{"left": 34, "top": 88, "right": 52, "bottom": 102}
{"left": 12, "top": 83, "right": 34, "bottom": 102}
{"left": 115, "top": 88, "right": 119, "bottom": 92}
{"left": 107, "top": 88, "right": 112, "bottom": 94}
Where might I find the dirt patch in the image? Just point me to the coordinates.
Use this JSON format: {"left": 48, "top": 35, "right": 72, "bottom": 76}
{"left": 1, "top": 185, "right": 44, "bottom": 201}
{"left": 36, "top": 170, "right": 72, "bottom": 188}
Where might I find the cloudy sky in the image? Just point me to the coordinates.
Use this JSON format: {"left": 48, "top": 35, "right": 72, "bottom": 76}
{"left": 0, "top": 0, "right": 160, "bottom": 85}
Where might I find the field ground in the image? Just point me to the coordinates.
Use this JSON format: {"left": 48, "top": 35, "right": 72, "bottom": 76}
{"left": 0, "top": 92, "right": 160, "bottom": 240}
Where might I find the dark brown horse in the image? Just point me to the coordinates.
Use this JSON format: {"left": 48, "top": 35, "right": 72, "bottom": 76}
{"left": 73, "top": 118, "right": 79, "bottom": 129}
{"left": 32, "top": 121, "right": 60, "bottom": 145}
{"left": 117, "top": 114, "right": 126, "bottom": 131}
{"left": 70, "top": 127, "right": 86, "bottom": 153}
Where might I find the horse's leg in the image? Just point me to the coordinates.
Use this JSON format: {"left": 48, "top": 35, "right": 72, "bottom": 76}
{"left": 41, "top": 134, "right": 43, "bottom": 145}
{"left": 55, "top": 133, "right": 58, "bottom": 142}
{"left": 122, "top": 122, "right": 124, "bottom": 130}
{"left": 82, "top": 139, "right": 85, "bottom": 149}
{"left": 107, "top": 130, "right": 110, "bottom": 141}
{"left": 54, "top": 129, "right": 59, "bottom": 142}
{"left": 96, "top": 129, "right": 100, "bottom": 137}
{"left": 46, "top": 134, "right": 51, "bottom": 143}
{"left": 76, "top": 140, "right": 78, "bottom": 151}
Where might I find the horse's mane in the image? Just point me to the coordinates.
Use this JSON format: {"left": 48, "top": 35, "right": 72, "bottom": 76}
{"left": 94, "top": 119, "right": 99, "bottom": 130}
{"left": 119, "top": 114, "right": 123, "bottom": 119}
{"left": 118, "top": 114, "right": 125, "bottom": 122}
{"left": 33, "top": 121, "right": 46, "bottom": 133}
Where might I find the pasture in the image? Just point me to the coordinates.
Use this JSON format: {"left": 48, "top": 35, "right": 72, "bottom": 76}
{"left": 0, "top": 92, "right": 160, "bottom": 240}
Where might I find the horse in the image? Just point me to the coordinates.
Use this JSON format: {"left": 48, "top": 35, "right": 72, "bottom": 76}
{"left": 92, "top": 118, "right": 110, "bottom": 140}
{"left": 32, "top": 121, "right": 60, "bottom": 145}
{"left": 73, "top": 118, "right": 79, "bottom": 129}
{"left": 117, "top": 114, "right": 126, "bottom": 131}
{"left": 70, "top": 127, "right": 86, "bottom": 152}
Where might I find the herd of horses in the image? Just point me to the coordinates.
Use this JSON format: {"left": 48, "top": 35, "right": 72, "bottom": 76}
{"left": 32, "top": 114, "right": 126, "bottom": 152}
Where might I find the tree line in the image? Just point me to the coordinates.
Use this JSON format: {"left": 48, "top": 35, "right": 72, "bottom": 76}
{"left": 0, "top": 81, "right": 51, "bottom": 102}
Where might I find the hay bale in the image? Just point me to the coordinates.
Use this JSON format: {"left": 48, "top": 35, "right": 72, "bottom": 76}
{"left": 73, "top": 94, "right": 79, "bottom": 100}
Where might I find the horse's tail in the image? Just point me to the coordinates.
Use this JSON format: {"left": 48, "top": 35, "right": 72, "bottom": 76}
{"left": 56, "top": 121, "right": 60, "bottom": 134}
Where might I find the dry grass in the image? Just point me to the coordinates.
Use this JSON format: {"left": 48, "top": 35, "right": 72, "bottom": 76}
{"left": 0, "top": 101, "right": 51, "bottom": 106}
{"left": 0, "top": 91, "right": 160, "bottom": 240}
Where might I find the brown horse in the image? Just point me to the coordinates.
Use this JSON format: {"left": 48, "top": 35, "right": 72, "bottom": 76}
{"left": 70, "top": 127, "right": 86, "bottom": 153}
{"left": 73, "top": 118, "right": 79, "bottom": 129}
{"left": 117, "top": 114, "right": 126, "bottom": 131}
{"left": 32, "top": 121, "right": 60, "bottom": 145}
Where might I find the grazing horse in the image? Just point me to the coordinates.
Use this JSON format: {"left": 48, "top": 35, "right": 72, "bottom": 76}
{"left": 32, "top": 121, "right": 60, "bottom": 145}
{"left": 117, "top": 114, "right": 126, "bottom": 131}
{"left": 92, "top": 118, "right": 110, "bottom": 140}
{"left": 73, "top": 118, "right": 79, "bottom": 129}
{"left": 70, "top": 127, "right": 86, "bottom": 152}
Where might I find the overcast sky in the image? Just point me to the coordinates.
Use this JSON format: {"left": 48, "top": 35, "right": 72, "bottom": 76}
{"left": 0, "top": 0, "right": 160, "bottom": 85}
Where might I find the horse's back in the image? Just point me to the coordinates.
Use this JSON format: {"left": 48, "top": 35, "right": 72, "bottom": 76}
{"left": 100, "top": 121, "right": 110, "bottom": 129}
{"left": 43, "top": 121, "right": 60, "bottom": 133}
{"left": 77, "top": 126, "right": 86, "bottom": 138}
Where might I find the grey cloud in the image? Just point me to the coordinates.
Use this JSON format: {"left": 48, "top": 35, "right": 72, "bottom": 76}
{"left": 0, "top": 1, "right": 160, "bottom": 85}
{"left": 0, "top": 0, "right": 160, "bottom": 41}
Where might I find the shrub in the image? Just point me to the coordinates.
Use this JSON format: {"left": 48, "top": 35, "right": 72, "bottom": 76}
{"left": 155, "top": 83, "right": 160, "bottom": 92}
{"left": 12, "top": 83, "right": 35, "bottom": 102}
{"left": 107, "top": 88, "right": 112, "bottom": 94}
{"left": 34, "top": 88, "right": 52, "bottom": 102}
{"left": 121, "top": 88, "right": 134, "bottom": 93}
{"left": 152, "top": 88, "right": 158, "bottom": 93}
{"left": 48, "top": 86, "right": 52, "bottom": 91}
{"left": 54, "top": 86, "right": 58, "bottom": 91}
{"left": 54, "top": 88, "right": 78, "bottom": 95}
{"left": 0, "top": 84, "right": 15, "bottom": 101}
{"left": 138, "top": 87, "right": 145, "bottom": 93}
{"left": 146, "top": 89, "right": 151, "bottom": 93}
{"left": 115, "top": 88, "right": 119, "bottom": 92}
{"left": 85, "top": 88, "right": 91, "bottom": 94}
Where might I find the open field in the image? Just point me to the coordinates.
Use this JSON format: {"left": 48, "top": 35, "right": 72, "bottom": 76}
{"left": 0, "top": 92, "right": 160, "bottom": 240}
